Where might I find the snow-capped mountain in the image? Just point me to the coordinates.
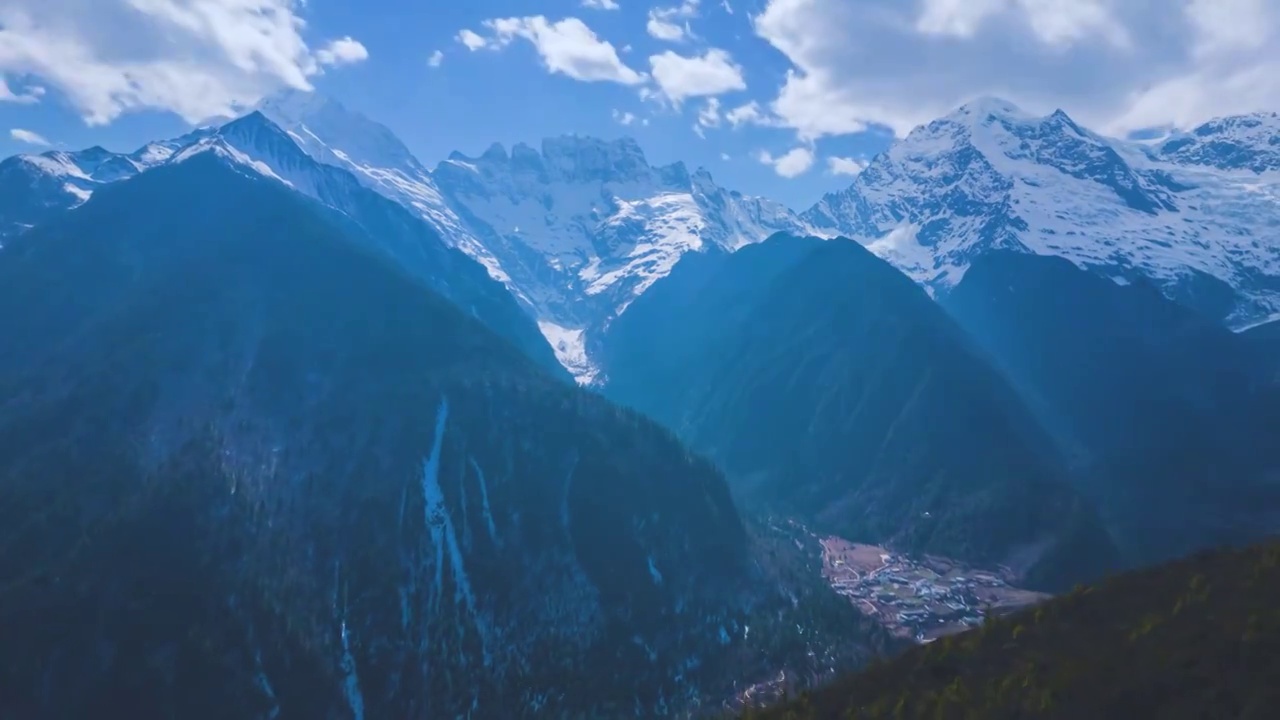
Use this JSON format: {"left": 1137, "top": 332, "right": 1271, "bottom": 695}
{"left": 250, "top": 91, "right": 810, "bottom": 382}
{"left": 8, "top": 91, "right": 1279, "bottom": 374}
{"left": 171, "top": 111, "right": 567, "bottom": 377}
{"left": 804, "top": 98, "right": 1280, "bottom": 327}
{"left": 432, "top": 137, "right": 812, "bottom": 381}
{"left": 1157, "top": 112, "right": 1280, "bottom": 173}
{"left": 0, "top": 131, "right": 210, "bottom": 242}
{"left": 0, "top": 110, "right": 565, "bottom": 378}
{"left": 252, "top": 90, "right": 510, "bottom": 283}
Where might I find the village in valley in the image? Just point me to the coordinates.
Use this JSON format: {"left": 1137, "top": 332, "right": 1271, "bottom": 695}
{"left": 820, "top": 536, "right": 1051, "bottom": 642}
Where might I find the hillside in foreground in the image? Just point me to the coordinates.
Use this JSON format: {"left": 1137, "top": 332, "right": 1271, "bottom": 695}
{"left": 746, "top": 537, "right": 1280, "bottom": 720}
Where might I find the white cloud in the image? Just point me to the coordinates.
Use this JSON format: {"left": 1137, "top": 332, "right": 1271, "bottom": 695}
{"left": 0, "top": 0, "right": 369, "bottom": 126}
{"left": 752, "top": 0, "right": 1280, "bottom": 140}
{"left": 314, "top": 37, "right": 369, "bottom": 67}
{"left": 469, "top": 16, "right": 645, "bottom": 85}
{"left": 648, "top": 48, "right": 745, "bottom": 104}
{"left": 697, "top": 97, "right": 721, "bottom": 128}
{"left": 427, "top": 50, "right": 444, "bottom": 68}
{"left": 582, "top": 0, "right": 621, "bottom": 9}
{"left": 457, "top": 29, "right": 489, "bottom": 51}
{"left": 647, "top": 0, "right": 701, "bottom": 42}
{"left": 826, "top": 155, "right": 867, "bottom": 176}
{"left": 914, "top": 0, "right": 1129, "bottom": 48}
{"left": 693, "top": 99, "right": 719, "bottom": 139}
{"left": 757, "top": 146, "right": 815, "bottom": 177}
{"left": 646, "top": 15, "right": 689, "bottom": 42}
{"left": 612, "top": 108, "right": 637, "bottom": 125}
{"left": 720, "top": 151, "right": 731, "bottom": 160}
{"left": 9, "top": 127, "right": 50, "bottom": 146}
{"left": 725, "top": 99, "right": 782, "bottom": 128}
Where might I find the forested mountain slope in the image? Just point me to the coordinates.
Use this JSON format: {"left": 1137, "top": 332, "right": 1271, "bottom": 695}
{"left": 749, "top": 537, "right": 1280, "bottom": 720}
{"left": 944, "top": 251, "right": 1280, "bottom": 565}
{"left": 602, "top": 235, "right": 1118, "bottom": 591}
{"left": 0, "top": 158, "right": 879, "bottom": 719}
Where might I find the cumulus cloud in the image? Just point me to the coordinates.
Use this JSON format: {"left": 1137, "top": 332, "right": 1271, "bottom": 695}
{"left": 0, "top": 0, "right": 368, "bottom": 125}
{"left": 314, "top": 37, "right": 369, "bottom": 67}
{"left": 646, "top": 15, "right": 688, "bottom": 42}
{"left": 464, "top": 16, "right": 645, "bottom": 85}
{"left": 826, "top": 155, "right": 867, "bottom": 176}
{"left": 457, "top": 29, "right": 489, "bottom": 51}
{"left": 9, "top": 128, "right": 50, "bottom": 146}
{"left": 581, "top": 0, "right": 621, "bottom": 9}
{"left": 612, "top": 108, "right": 637, "bottom": 125}
{"left": 427, "top": 50, "right": 444, "bottom": 68}
{"left": 648, "top": 48, "right": 745, "bottom": 104}
{"left": 752, "top": 0, "right": 1280, "bottom": 139}
{"left": 757, "top": 146, "right": 815, "bottom": 178}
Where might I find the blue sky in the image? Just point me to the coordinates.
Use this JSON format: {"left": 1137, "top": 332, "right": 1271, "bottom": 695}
{"left": 3, "top": 0, "right": 1279, "bottom": 208}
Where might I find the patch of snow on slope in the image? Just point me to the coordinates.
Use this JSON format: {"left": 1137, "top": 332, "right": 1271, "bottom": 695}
{"left": 865, "top": 224, "right": 951, "bottom": 291}
{"left": 338, "top": 618, "right": 365, "bottom": 720}
{"left": 538, "top": 320, "right": 597, "bottom": 385}
{"left": 1240, "top": 312, "right": 1280, "bottom": 332}
{"left": 19, "top": 153, "right": 92, "bottom": 181}
{"left": 420, "top": 397, "right": 479, "bottom": 622}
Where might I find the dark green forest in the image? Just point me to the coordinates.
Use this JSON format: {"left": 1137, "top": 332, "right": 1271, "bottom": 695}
{"left": 745, "top": 537, "right": 1280, "bottom": 720}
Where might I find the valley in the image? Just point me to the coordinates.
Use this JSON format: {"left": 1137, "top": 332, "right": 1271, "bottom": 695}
{"left": 819, "top": 536, "right": 1050, "bottom": 643}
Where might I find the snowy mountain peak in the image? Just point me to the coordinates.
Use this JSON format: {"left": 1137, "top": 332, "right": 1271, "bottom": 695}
{"left": 949, "top": 96, "right": 1037, "bottom": 124}
{"left": 918, "top": 100, "right": 1091, "bottom": 147}
{"left": 430, "top": 132, "right": 812, "bottom": 381}
{"left": 1158, "top": 112, "right": 1280, "bottom": 172}
{"left": 248, "top": 90, "right": 508, "bottom": 285}
{"left": 256, "top": 89, "right": 425, "bottom": 174}
{"left": 804, "top": 97, "right": 1280, "bottom": 327}
{"left": 445, "top": 135, "right": 659, "bottom": 187}
{"left": 219, "top": 111, "right": 297, "bottom": 150}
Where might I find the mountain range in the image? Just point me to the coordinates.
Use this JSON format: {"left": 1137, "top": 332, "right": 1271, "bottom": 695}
{"left": 8, "top": 92, "right": 1278, "bottom": 383}
{"left": 0, "top": 153, "right": 888, "bottom": 718}
{"left": 2, "top": 89, "right": 1279, "bottom": 717}
{"left": 599, "top": 234, "right": 1118, "bottom": 591}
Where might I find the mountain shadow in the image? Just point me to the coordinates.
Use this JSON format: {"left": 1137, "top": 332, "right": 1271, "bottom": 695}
{"left": 600, "top": 234, "right": 1119, "bottom": 592}
{"left": 943, "top": 251, "right": 1280, "bottom": 566}
{"left": 0, "top": 158, "right": 883, "bottom": 719}
{"left": 1244, "top": 319, "right": 1280, "bottom": 383}
{"left": 747, "top": 536, "right": 1280, "bottom": 720}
